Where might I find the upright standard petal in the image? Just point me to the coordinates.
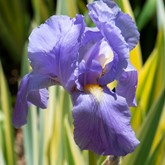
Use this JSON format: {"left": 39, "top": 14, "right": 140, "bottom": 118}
{"left": 115, "top": 12, "right": 140, "bottom": 50}
{"left": 77, "top": 27, "right": 120, "bottom": 87}
{"left": 28, "top": 15, "right": 62, "bottom": 75}
{"left": 88, "top": 0, "right": 139, "bottom": 50}
{"left": 56, "top": 15, "right": 85, "bottom": 91}
{"left": 28, "top": 15, "right": 85, "bottom": 92}
{"left": 80, "top": 28, "right": 113, "bottom": 68}
{"left": 76, "top": 59, "right": 102, "bottom": 90}
{"left": 116, "top": 62, "right": 138, "bottom": 107}
{"left": 98, "top": 51, "right": 128, "bottom": 85}
{"left": 72, "top": 86, "right": 139, "bottom": 156}
{"left": 87, "top": 0, "right": 129, "bottom": 59}
{"left": 87, "top": 1, "right": 130, "bottom": 85}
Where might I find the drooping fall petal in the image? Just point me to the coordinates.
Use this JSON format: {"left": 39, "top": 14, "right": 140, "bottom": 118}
{"left": 72, "top": 86, "right": 139, "bottom": 156}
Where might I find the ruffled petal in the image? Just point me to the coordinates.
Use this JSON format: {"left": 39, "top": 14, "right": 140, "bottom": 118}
{"left": 79, "top": 27, "right": 103, "bottom": 62}
{"left": 56, "top": 15, "right": 85, "bottom": 91}
{"left": 87, "top": 1, "right": 129, "bottom": 58}
{"left": 115, "top": 12, "right": 140, "bottom": 50}
{"left": 12, "top": 74, "right": 30, "bottom": 128}
{"left": 88, "top": 0, "right": 139, "bottom": 51}
{"left": 102, "top": 0, "right": 120, "bottom": 15}
{"left": 28, "top": 15, "right": 85, "bottom": 92}
{"left": 12, "top": 72, "right": 57, "bottom": 128}
{"left": 87, "top": 1, "right": 130, "bottom": 85}
{"left": 81, "top": 27, "right": 103, "bottom": 46}
{"left": 28, "top": 51, "right": 57, "bottom": 75}
{"left": 28, "top": 15, "right": 63, "bottom": 74}
{"left": 76, "top": 59, "right": 102, "bottom": 90}
{"left": 26, "top": 73, "right": 57, "bottom": 107}
{"left": 116, "top": 62, "right": 138, "bottom": 106}
{"left": 26, "top": 73, "right": 58, "bottom": 108}
{"left": 72, "top": 87, "right": 139, "bottom": 156}
{"left": 27, "top": 88, "right": 48, "bottom": 108}
{"left": 27, "top": 73, "right": 58, "bottom": 90}
{"left": 78, "top": 27, "right": 118, "bottom": 86}
{"left": 98, "top": 51, "right": 128, "bottom": 85}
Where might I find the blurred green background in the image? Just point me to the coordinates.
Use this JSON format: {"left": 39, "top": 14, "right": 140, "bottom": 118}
{"left": 0, "top": 0, "right": 165, "bottom": 165}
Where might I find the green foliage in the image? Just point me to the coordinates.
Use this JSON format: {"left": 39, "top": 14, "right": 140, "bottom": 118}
{"left": 0, "top": 62, "right": 16, "bottom": 165}
{"left": 0, "top": 0, "right": 164, "bottom": 165}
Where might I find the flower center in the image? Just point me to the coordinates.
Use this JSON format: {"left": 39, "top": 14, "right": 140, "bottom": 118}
{"left": 84, "top": 84, "right": 103, "bottom": 101}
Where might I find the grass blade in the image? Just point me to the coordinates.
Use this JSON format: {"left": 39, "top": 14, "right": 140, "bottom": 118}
{"left": 0, "top": 111, "right": 6, "bottom": 165}
{"left": 0, "top": 61, "right": 16, "bottom": 165}
{"left": 123, "top": 88, "right": 165, "bottom": 165}
{"left": 131, "top": 29, "right": 164, "bottom": 131}
{"left": 56, "top": 0, "right": 77, "bottom": 17}
{"left": 137, "top": 0, "right": 157, "bottom": 30}
{"left": 64, "top": 116, "right": 86, "bottom": 165}
{"left": 146, "top": 133, "right": 165, "bottom": 165}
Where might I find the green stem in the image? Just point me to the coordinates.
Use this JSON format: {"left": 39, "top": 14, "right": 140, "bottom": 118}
{"left": 89, "top": 150, "right": 97, "bottom": 165}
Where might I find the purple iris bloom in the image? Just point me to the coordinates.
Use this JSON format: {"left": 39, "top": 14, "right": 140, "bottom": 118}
{"left": 13, "top": 0, "right": 140, "bottom": 156}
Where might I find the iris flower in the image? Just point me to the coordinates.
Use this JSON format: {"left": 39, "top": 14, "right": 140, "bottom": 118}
{"left": 13, "top": 0, "right": 140, "bottom": 156}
